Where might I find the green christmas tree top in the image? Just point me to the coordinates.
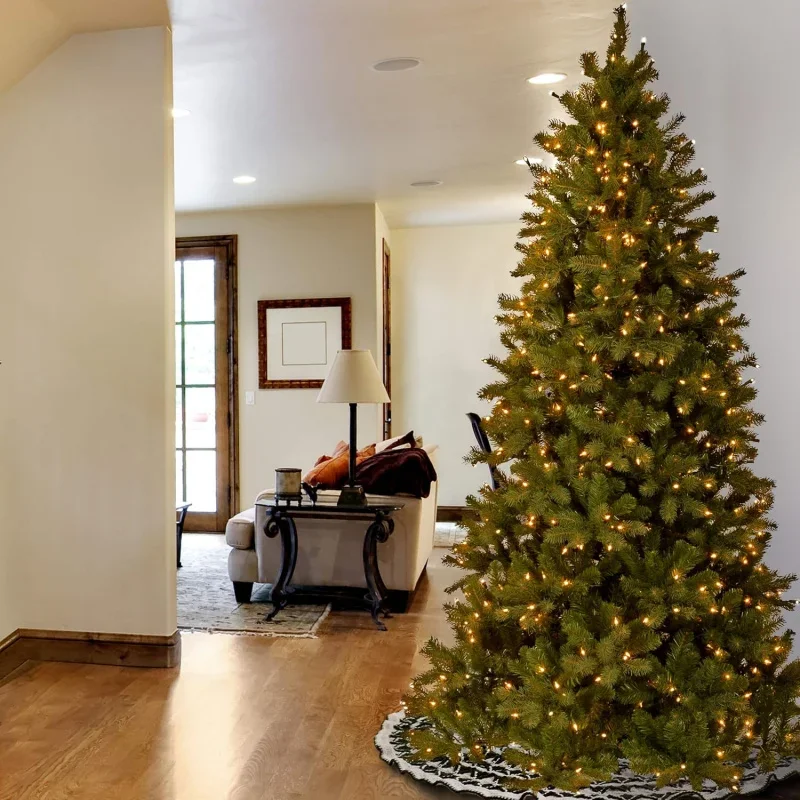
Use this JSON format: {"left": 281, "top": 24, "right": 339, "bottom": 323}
{"left": 404, "top": 6, "right": 800, "bottom": 793}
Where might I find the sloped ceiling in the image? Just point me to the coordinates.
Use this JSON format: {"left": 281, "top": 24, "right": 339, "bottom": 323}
{"left": 0, "top": 0, "right": 169, "bottom": 93}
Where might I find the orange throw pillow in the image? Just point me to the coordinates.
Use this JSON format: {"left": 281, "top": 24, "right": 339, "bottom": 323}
{"left": 311, "top": 440, "right": 349, "bottom": 469}
{"left": 357, "top": 443, "right": 376, "bottom": 462}
{"left": 304, "top": 444, "right": 376, "bottom": 489}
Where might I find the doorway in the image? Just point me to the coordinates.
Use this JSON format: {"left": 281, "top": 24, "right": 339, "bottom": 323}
{"left": 175, "top": 235, "right": 238, "bottom": 531}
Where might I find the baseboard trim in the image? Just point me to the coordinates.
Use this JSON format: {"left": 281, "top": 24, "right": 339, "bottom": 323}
{"left": 0, "top": 628, "right": 181, "bottom": 681}
{"left": 437, "top": 506, "right": 477, "bottom": 523}
{"left": 0, "top": 630, "right": 27, "bottom": 683}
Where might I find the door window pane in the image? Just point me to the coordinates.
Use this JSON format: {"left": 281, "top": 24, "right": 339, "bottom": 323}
{"left": 183, "top": 259, "right": 215, "bottom": 322}
{"left": 185, "top": 388, "right": 216, "bottom": 448}
{"left": 175, "top": 261, "right": 183, "bottom": 322}
{"left": 176, "top": 389, "right": 184, "bottom": 448}
{"left": 186, "top": 450, "right": 216, "bottom": 512}
{"left": 184, "top": 324, "right": 215, "bottom": 384}
{"left": 176, "top": 450, "right": 184, "bottom": 505}
{"left": 175, "top": 325, "right": 183, "bottom": 384}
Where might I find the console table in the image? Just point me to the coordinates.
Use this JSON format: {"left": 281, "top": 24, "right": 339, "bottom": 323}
{"left": 176, "top": 502, "right": 191, "bottom": 568}
{"left": 255, "top": 497, "right": 403, "bottom": 630}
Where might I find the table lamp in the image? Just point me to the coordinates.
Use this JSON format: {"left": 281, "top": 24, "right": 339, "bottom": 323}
{"left": 317, "top": 349, "right": 390, "bottom": 506}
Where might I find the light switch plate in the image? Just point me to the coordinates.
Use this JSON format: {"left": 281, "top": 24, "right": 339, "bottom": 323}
{"left": 245, "top": 391, "right": 255, "bottom": 406}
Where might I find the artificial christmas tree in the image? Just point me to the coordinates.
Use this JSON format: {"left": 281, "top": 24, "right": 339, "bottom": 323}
{"left": 390, "top": 6, "right": 800, "bottom": 795}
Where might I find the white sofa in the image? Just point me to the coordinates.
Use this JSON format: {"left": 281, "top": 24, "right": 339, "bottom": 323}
{"left": 225, "top": 444, "right": 438, "bottom": 608}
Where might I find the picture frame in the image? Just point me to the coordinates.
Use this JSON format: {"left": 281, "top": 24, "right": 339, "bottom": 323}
{"left": 258, "top": 297, "right": 352, "bottom": 389}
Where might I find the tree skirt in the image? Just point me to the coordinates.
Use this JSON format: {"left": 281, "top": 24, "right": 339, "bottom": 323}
{"left": 376, "top": 710, "right": 800, "bottom": 800}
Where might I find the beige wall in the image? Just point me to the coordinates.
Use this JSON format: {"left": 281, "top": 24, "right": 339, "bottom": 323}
{"left": 0, "top": 464, "right": 11, "bottom": 639}
{"left": 392, "top": 223, "right": 520, "bottom": 507}
{"left": 176, "top": 206, "right": 381, "bottom": 508}
{"left": 0, "top": 357, "right": 11, "bottom": 639}
{"left": 0, "top": 27, "right": 175, "bottom": 637}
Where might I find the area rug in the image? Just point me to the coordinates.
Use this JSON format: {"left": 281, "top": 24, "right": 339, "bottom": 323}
{"left": 376, "top": 710, "right": 800, "bottom": 800}
{"left": 178, "top": 533, "right": 330, "bottom": 637}
{"left": 434, "top": 521, "right": 468, "bottom": 548}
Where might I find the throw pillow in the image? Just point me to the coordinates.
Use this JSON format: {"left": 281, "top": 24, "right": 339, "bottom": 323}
{"left": 303, "top": 443, "right": 376, "bottom": 488}
{"left": 311, "top": 439, "right": 349, "bottom": 469}
{"left": 375, "top": 430, "right": 416, "bottom": 454}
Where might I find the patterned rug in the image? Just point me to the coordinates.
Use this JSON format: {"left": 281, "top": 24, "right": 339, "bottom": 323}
{"left": 434, "top": 521, "right": 468, "bottom": 548}
{"left": 178, "top": 533, "right": 330, "bottom": 637}
{"left": 376, "top": 710, "right": 800, "bottom": 800}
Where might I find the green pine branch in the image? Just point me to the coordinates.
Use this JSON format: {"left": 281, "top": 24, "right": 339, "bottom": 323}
{"left": 403, "top": 5, "right": 800, "bottom": 792}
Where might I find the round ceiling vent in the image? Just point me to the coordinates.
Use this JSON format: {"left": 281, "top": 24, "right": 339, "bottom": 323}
{"left": 372, "top": 57, "right": 421, "bottom": 72}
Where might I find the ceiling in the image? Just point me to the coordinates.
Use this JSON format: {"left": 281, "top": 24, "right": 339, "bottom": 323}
{"left": 0, "top": 0, "right": 168, "bottom": 94}
{"left": 170, "top": 0, "right": 616, "bottom": 227}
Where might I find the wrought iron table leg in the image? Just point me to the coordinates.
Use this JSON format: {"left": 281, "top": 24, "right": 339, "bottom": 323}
{"left": 363, "top": 513, "right": 394, "bottom": 631}
{"left": 176, "top": 503, "right": 190, "bottom": 569}
{"left": 265, "top": 513, "right": 298, "bottom": 621}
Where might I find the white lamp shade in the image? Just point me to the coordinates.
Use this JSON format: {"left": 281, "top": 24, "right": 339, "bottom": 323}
{"left": 317, "top": 349, "right": 390, "bottom": 404}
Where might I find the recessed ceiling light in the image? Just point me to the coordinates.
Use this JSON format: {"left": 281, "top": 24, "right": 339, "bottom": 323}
{"left": 516, "top": 157, "right": 543, "bottom": 166}
{"left": 527, "top": 72, "right": 567, "bottom": 85}
{"left": 372, "top": 57, "right": 421, "bottom": 72}
{"left": 171, "top": 108, "right": 191, "bottom": 118}
{"left": 410, "top": 180, "right": 442, "bottom": 188}
{"left": 233, "top": 175, "right": 256, "bottom": 184}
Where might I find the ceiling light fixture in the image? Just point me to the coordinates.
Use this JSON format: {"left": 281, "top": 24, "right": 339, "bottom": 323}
{"left": 410, "top": 180, "right": 442, "bottom": 188}
{"left": 171, "top": 108, "right": 191, "bottom": 118}
{"left": 527, "top": 72, "right": 567, "bottom": 85}
{"left": 233, "top": 175, "right": 257, "bottom": 184}
{"left": 516, "top": 157, "right": 543, "bottom": 166}
{"left": 372, "top": 57, "right": 421, "bottom": 72}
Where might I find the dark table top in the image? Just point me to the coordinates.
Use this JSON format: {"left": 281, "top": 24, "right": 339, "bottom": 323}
{"left": 255, "top": 496, "right": 403, "bottom": 518}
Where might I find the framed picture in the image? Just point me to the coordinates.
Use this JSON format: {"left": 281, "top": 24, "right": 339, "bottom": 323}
{"left": 258, "top": 297, "right": 352, "bottom": 389}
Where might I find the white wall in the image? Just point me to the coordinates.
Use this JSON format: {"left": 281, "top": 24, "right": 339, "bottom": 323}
{"left": 629, "top": 0, "right": 800, "bottom": 633}
{"left": 0, "top": 27, "right": 175, "bottom": 637}
{"left": 392, "top": 223, "right": 520, "bottom": 507}
{"left": 176, "top": 206, "right": 381, "bottom": 508}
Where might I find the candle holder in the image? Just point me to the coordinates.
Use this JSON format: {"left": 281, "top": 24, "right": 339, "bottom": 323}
{"left": 275, "top": 468, "right": 303, "bottom": 505}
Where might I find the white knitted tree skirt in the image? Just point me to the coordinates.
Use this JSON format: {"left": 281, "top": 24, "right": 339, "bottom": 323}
{"left": 375, "top": 710, "right": 800, "bottom": 800}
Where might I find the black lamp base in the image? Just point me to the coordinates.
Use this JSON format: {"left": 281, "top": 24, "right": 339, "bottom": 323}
{"left": 338, "top": 485, "right": 367, "bottom": 507}
{"left": 339, "top": 402, "right": 367, "bottom": 506}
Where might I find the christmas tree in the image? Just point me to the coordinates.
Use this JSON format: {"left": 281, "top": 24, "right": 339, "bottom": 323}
{"left": 404, "top": 6, "right": 800, "bottom": 793}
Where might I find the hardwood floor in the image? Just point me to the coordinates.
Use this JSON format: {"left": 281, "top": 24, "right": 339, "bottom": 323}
{"left": 4, "top": 554, "right": 800, "bottom": 800}
{"left": 0, "top": 553, "right": 459, "bottom": 800}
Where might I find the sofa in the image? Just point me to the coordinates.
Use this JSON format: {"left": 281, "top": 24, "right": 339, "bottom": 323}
{"left": 225, "top": 444, "right": 438, "bottom": 609}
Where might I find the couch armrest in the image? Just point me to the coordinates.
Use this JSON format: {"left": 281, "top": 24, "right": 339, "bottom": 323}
{"left": 226, "top": 507, "right": 256, "bottom": 550}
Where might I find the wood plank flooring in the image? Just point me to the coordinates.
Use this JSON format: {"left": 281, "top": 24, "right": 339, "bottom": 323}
{"left": 0, "top": 554, "right": 458, "bottom": 800}
{"left": 3, "top": 552, "right": 800, "bottom": 800}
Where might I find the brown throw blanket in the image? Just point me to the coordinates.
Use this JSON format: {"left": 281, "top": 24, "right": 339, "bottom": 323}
{"left": 355, "top": 448, "right": 437, "bottom": 498}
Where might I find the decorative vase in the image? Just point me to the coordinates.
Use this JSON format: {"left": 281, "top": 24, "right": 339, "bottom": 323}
{"left": 275, "top": 467, "right": 302, "bottom": 503}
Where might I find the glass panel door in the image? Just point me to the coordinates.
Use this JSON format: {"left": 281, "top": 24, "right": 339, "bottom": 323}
{"left": 176, "top": 257, "right": 217, "bottom": 514}
{"left": 175, "top": 238, "right": 237, "bottom": 531}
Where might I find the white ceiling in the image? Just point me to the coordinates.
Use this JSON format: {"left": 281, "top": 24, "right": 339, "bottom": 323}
{"left": 170, "top": 0, "right": 616, "bottom": 227}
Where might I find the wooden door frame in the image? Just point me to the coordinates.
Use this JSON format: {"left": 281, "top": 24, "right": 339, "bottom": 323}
{"left": 382, "top": 238, "right": 392, "bottom": 440}
{"left": 175, "top": 235, "right": 239, "bottom": 529}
